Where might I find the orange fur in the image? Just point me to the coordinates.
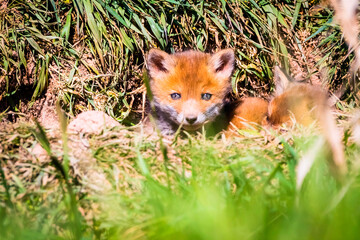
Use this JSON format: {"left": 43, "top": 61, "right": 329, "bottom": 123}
{"left": 269, "top": 82, "right": 345, "bottom": 174}
{"left": 267, "top": 84, "right": 327, "bottom": 126}
{"left": 227, "top": 98, "right": 268, "bottom": 136}
{"left": 149, "top": 50, "right": 230, "bottom": 116}
{"left": 146, "top": 49, "right": 235, "bottom": 134}
{"left": 223, "top": 64, "right": 345, "bottom": 174}
{"left": 226, "top": 84, "right": 328, "bottom": 135}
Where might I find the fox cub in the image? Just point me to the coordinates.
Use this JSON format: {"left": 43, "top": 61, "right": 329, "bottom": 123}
{"left": 146, "top": 49, "right": 345, "bottom": 173}
{"left": 146, "top": 49, "right": 330, "bottom": 135}
{"left": 146, "top": 48, "right": 235, "bottom": 135}
{"left": 227, "top": 66, "right": 331, "bottom": 134}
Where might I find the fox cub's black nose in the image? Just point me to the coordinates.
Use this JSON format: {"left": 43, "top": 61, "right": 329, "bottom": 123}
{"left": 186, "top": 117, "right": 197, "bottom": 124}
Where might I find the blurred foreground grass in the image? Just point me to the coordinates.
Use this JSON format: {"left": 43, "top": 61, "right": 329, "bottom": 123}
{"left": 1, "top": 116, "right": 360, "bottom": 239}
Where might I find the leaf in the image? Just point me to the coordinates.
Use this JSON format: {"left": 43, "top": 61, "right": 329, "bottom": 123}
{"left": 97, "top": 0, "right": 142, "bottom": 34}
{"left": 120, "top": 28, "right": 134, "bottom": 52}
{"left": 61, "top": 8, "right": 73, "bottom": 41}
{"left": 296, "top": 138, "right": 325, "bottom": 190}
{"left": 291, "top": 0, "right": 302, "bottom": 28}
{"left": 84, "top": 0, "right": 102, "bottom": 44}
{"left": 146, "top": 16, "right": 165, "bottom": 47}
{"left": 304, "top": 17, "right": 333, "bottom": 42}
{"left": 26, "top": 37, "right": 45, "bottom": 56}
{"left": 133, "top": 13, "right": 152, "bottom": 42}
{"left": 136, "top": 149, "right": 150, "bottom": 177}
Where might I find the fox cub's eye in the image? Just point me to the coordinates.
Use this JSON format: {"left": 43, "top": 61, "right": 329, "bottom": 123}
{"left": 170, "top": 93, "right": 181, "bottom": 100}
{"left": 201, "top": 93, "right": 212, "bottom": 101}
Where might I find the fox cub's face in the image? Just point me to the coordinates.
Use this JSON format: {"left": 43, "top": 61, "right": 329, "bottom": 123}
{"left": 147, "top": 49, "right": 235, "bottom": 131}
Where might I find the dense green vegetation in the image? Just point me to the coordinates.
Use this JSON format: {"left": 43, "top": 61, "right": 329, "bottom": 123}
{"left": 1, "top": 0, "right": 360, "bottom": 239}
{"left": 0, "top": 0, "right": 352, "bottom": 116}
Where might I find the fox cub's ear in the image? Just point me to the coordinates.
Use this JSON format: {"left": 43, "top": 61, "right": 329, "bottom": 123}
{"left": 147, "top": 49, "right": 174, "bottom": 78}
{"left": 273, "top": 66, "right": 292, "bottom": 96}
{"left": 209, "top": 49, "right": 235, "bottom": 80}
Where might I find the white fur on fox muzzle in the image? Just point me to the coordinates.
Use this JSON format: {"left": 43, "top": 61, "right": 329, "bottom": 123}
{"left": 176, "top": 112, "right": 207, "bottom": 130}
